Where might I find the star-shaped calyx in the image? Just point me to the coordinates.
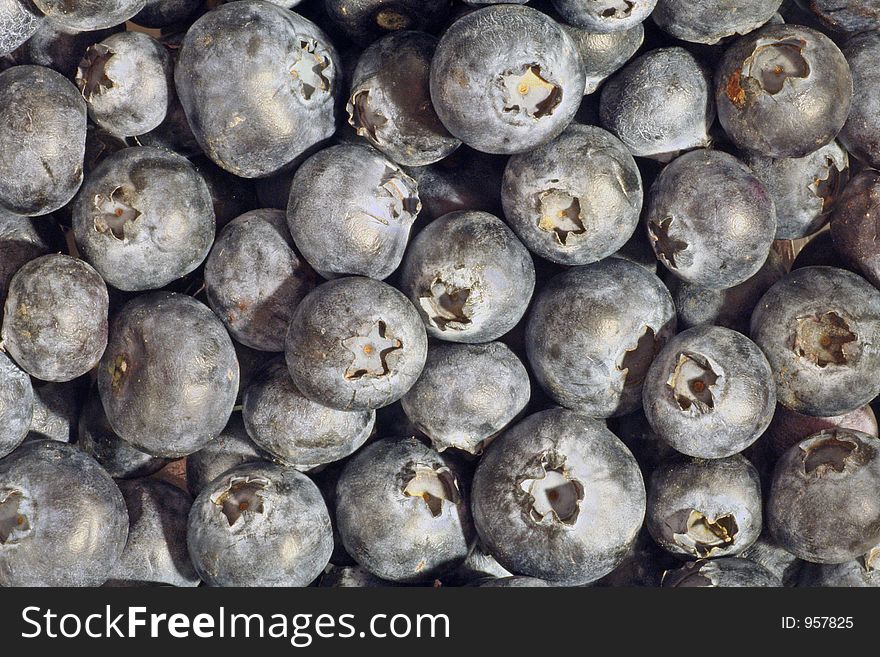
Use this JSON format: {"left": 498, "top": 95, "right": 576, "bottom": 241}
{"left": 343, "top": 320, "right": 402, "bottom": 379}
{"left": 648, "top": 217, "right": 688, "bottom": 269}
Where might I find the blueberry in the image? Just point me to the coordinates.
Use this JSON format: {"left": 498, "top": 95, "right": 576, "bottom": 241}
{"left": 285, "top": 276, "right": 427, "bottom": 411}
{"left": 98, "top": 292, "right": 239, "bottom": 458}
{"left": 287, "top": 144, "right": 420, "bottom": 280}
{"left": 31, "top": 0, "right": 145, "bottom": 30}
{"left": 745, "top": 140, "right": 848, "bottom": 240}
{"left": 0, "top": 351, "right": 33, "bottom": 459}
{"left": 400, "top": 341, "right": 530, "bottom": 455}
{"left": 830, "top": 170, "right": 880, "bottom": 289}
{"left": 0, "top": 65, "right": 86, "bottom": 216}
{"left": 191, "top": 157, "right": 259, "bottom": 230}
{"left": 662, "top": 558, "right": 780, "bottom": 587}
{"left": 643, "top": 325, "right": 775, "bottom": 459}
{"left": 560, "top": 21, "right": 644, "bottom": 95}
{"left": 175, "top": 1, "right": 339, "bottom": 177}
{"left": 750, "top": 266, "right": 880, "bottom": 416}
{"left": 0, "top": 208, "right": 50, "bottom": 305}
{"left": 108, "top": 478, "right": 199, "bottom": 587}
{"left": 134, "top": 94, "right": 201, "bottom": 158}
{"left": 28, "top": 380, "right": 83, "bottom": 443}
{"left": 0, "top": 440, "right": 128, "bottom": 586}
{"left": 474, "top": 576, "right": 550, "bottom": 587}
{"left": 652, "top": 0, "right": 782, "bottom": 44}
{"left": 768, "top": 429, "right": 880, "bottom": 563}
{"left": 839, "top": 32, "right": 880, "bottom": 168}
{"left": 715, "top": 24, "right": 852, "bottom": 158}
{"left": 187, "top": 462, "right": 333, "bottom": 586}
{"left": 319, "top": 565, "right": 390, "bottom": 588}
{"left": 75, "top": 31, "right": 173, "bottom": 137}
{"left": 399, "top": 211, "right": 535, "bottom": 343}
{"left": 526, "top": 258, "right": 676, "bottom": 417}
{"left": 132, "top": 0, "right": 201, "bottom": 28}
{"left": 599, "top": 47, "right": 714, "bottom": 161}
{"left": 0, "top": 0, "right": 42, "bottom": 56}
{"left": 767, "top": 403, "right": 878, "bottom": 460}
{"left": 243, "top": 357, "right": 374, "bottom": 469}
{"left": 185, "top": 413, "right": 269, "bottom": 497}
{"left": 799, "top": 552, "right": 879, "bottom": 587}
{"left": 551, "top": 0, "right": 657, "bottom": 33}
{"left": 205, "top": 209, "right": 316, "bottom": 352}
{"left": 71, "top": 146, "right": 215, "bottom": 292}
{"left": 472, "top": 408, "right": 645, "bottom": 585}
{"left": 325, "top": 0, "right": 449, "bottom": 45}
{"left": 798, "top": 0, "right": 880, "bottom": 32}
{"left": 646, "top": 454, "right": 762, "bottom": 558}
{"left": 740, "top": 533, "right": 804, "bottom": 587}
{"left": 2, "top": 254, "right": 108, "bottom": 382}
{"left": 430, "top": 5, "right": 585, "bottom": 154}
{"left": 347, "top": 31, "right": 461, "bottom": 166}
{"left": 502, "top": 124, "right": 643, "bottom": 265}
{"left": 16, "top": 21, "right": 122, "bottom": 79}
{"left": 594, "top": 528, "right": 677, "bottom": 587}
{"left": 446, "top": 542, "right": 513, "bottom": 584}
{"left": 335, "top": 436, "right": 474, "bottom": 582}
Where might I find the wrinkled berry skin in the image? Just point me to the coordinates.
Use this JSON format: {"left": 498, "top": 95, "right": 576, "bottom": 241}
{"left": 552, "top": 0, "right": 657, "bottom": 33}
{"left": 750, "top": 266, "right": 880, "bottom": 417}
{"left": 0, "top": 351, "right": 33, "bottom": 459}
{"left": 32, "top": 0, "right": 145, "bottom": 30}
{"left": 472, "top": 408, "right": 645, "bottom": 585}
{"left": 0, "top": 209, "right": 49, "bottom": 304}
{"left": 526, "top": 258, "right": 676, "bottom": 418}
{"left": 831, "top": 170, "right": 880, "bottom": 289}
{"left": 0, "top": 0, "right": 42, "bottom": 56}
{"left": 76, "top": 31, "right": 173, "bottom": 138}
{"left": 287, "top": 145, "right": 419, "bottom": 280}
{"left": 0, "top": 65, "right": 86, "bottom": 216}
{"left": 0, "top": 440, "right": 128, "bottom": 587}
{"left": 643, "top": 326, "right": 775, "bottom": 459}
{"left": 325, "top": 0, "right": 450, "bottom": 46}
{"left": 347, "top": 31, "right": 460, "bottom": 166}
{"left": 243, "top": 358, "right": 374, "bottom": 469}
{"left": 186, "top": 413, "right": 269, "bottom": 497}
{"left": 767, "top": 403, "right": 878, "bottom": 459}
{"left": 800, "top": 0, "right": 880, "bottom": 32}
{"left": 839, "top": 32, "right": 880, "bottom": 168}
{"left": 98, "top": 293, "right": 239, "bottom": 458}
{"left": 109, "top": 478, "right": 199, "bottom": 587}
{"left": 176, "top": 1, "right": 339, "bottom": 178}
{"left": 400, "top": 211, "right": 535, "bottom": 343}
{"left": 401, "top": 342, "right": 530, "bottom": 455}
{"left": 561, "top": 23, "right": 643, "bottom": 95}
{"left": 2, "top": 255, "right": 108, "bottom": 383}
{"left": 502, "top": 124, "right": 643, "bottom": 266}
{"left": 72, "top": 146, "right": 215, "bottom": 292}
{"left": 336, "top": 436, "right": 475, "bottom": 582}
{"left": 715, "top": 24, "right": 853, "bottom": 158}
{"left": 662, "top": 558, "right": 780, "bottom": 587}
{"left": 653, "top": 0, "right": 782, "bottom": 44}
{"left": 285, "top": 277, "right": 427, "bottom": 412}
{"left": 77, "top": 391, "right": 169, "bottom": 479}
{"left": 599, "top": 48, "right": 714, "bottom": 161}
{"left": 768, "top": 429, "right": 880, "bottom": 563}
{"left": 430, "top": 6, "right": 585, "bottom": 155}
{"left": 188, "top": 462, "right": 333, "bottom": 587}
{"left": 745, "top": 140, "right": 848, "bottom": 240}
{"left": 205, "top": 209, "right": 315, "bottom": 352}
{"left": 647, "top": 455, "right": 762, "bottom": 558}
{"left": 646, "top": 149, "right": 777, "bottom": 290}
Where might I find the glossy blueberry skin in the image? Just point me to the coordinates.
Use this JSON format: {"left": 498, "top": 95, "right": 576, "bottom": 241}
{"left": 472, "top": 408, "right": 646, "bottom": 585}
{"left": 243, "top": 357, "right": 374, "bottom": 469}
{"left": 715, "top": 24, "right": 853, "bottom": 158}
{"left": 599, "top": 48, "right": 714, "bottom": 161}
{"left": 0, "top": 209, "right": 50, "bottom": 304}
{"left": 430, "top": 6, "right": 585, "bottom": 155}
{"left": 2, "top": 255, "right": 108, "bottom": 383}
{"left": 647, "top": 455, "right": 762, "bottom": 558}
{"left": 643, "top": 326, "right": 775, "bottom": 459}
{"left": 552, "top": 0, "right": 657, "bottom": 33}
{"left": 285, "top": 277, "right": 427, "bottom": 412}
{"left": 831, "top": 170, "right": 880, "bottom": 289}
{"left": 526, "top": 258, "right": 677, "bottom": 418}
{"left": 839, "top": 32, "right": 880, "bottom": 168}
{"left": 336, "top": 436, "right": 475, "bottom": 582}
{"left": 502, "top": 124, "right": 643, "bottom": 266}
{"left": 645, "top": 149, "right": 777, "bottom": 290}
{"left": 0, "top": 65, "right": 86, "bottom": 216}
{"left": 400, "top": 210, "right": 535, "bottom": 343}
{"left": 0, "top": 351, "right": 33, "bottom": 459}
{"left": 0, "top": 440, "right": 128, "bottom": 587}
{"left": 186, "top": 413, "right": 269, "bottom": 497}
{"left": 75, "top": 31, "right": 172, "bottom": 138}
{"left": 768, "top": 429, "right": 880, "bottom": 563}
{"left": 108, "top": 478, "right": 199, "bottom": 587}
{"left": 561, "top": 22, "right": 643, "bottom": 95}
{"left": 77, "top": 391, "right": 170, "bottom": 479}
{"left": 188, "top": 462, "right": 333, "bottom": 587}
{"left": 205, "top": 209, "right": 315, "bottom": 352}
{"left": 662, "top": 558, "right": 780, "bottom": 587}
{"left": 767, "top": 403, "right": 878, "bottom": 460}
{"left": 745, "top": 140, "right": 848, "bottom": 240}
{"left": 0, "top": 0, "right": 42, "bottom": 56}
{"left": 347, "top": 31, "right": 460, "bottom": 166}
{"left": 133, "top": 0, "right": 201, "bottom": 28}
{"left": 176, "top": 1, "right": 339, "bottom": 178}
{"left": 98, "top": 292, "right": 240, "bottom": 458}
{"left": 324, "top": 0, "right": 450, "bottom": 46}
{"left": 401, "top": 342, "right": 530, "bottom": 455}
{"left": 72, "top": 146, "right": 215, "bottom": 292}
{"left": 750, "top": 266, "right": 880, "bottom": 417}
{"left": 800, "top": 0, "right": 880, "bottom": 32}
{"left": 287, "top": 144, "right": 419, "bottom": 280}
{"left": 653, "top": 0, "right": 782, "bottom": 44}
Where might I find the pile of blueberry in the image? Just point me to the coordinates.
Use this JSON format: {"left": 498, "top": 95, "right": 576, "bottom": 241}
{"left": 2, "top": 0, "right": 880, "bottom": 589}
